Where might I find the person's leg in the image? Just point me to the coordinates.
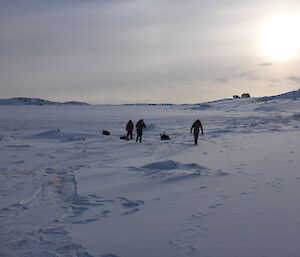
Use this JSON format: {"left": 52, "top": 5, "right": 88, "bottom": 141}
{"left": 136, "top": 133, "right": 141, "bottom": 142}
{"left": 140, "top": 132, "right": 143, "bottom": 143}
{"left": 194, "top": 133, "right": 198, "bottom": 144}
{"left": 130, "top": 131, "right": 133, "bottom": 140}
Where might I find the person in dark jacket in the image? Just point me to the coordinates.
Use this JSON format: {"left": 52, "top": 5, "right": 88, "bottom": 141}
{"left": 190, "top": 119, "right": 203, "bottom": 145}
{"left": 126, "top": 120, "right": 134, "bottom": 140}
{"left": 136, "top": 119, "right": 146, "bottom": 143}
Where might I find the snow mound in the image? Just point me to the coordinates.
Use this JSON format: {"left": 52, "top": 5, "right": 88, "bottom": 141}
{"left": 0, "top": 135, "right": 16, "bottom": 142}
{"left": 191, "top": 103, "right": 212, "bottom": 110}
{"left": 141, "top": 160, "right": 205, "bottom": 170}
{"left": 31, "top": 129, "right": 87, "bottom": 142}
{"left": 137, "top": 160, "right": 215, "bottom": 182}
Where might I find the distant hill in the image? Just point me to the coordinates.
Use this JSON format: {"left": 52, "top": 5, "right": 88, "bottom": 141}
{"left": 255, "top": 89, "right": 300, "bottom": 102}
{"left": 0, "top": 97, "right": 90, "bottom": 106}
{"left": 1, "top": 90, "right": 299, "bottom": 106}
{"left": 198, "top": 90, "right": 300, "bottom": 105}
{"left": 123, "top": 103, "right": 173, "bottom": 106}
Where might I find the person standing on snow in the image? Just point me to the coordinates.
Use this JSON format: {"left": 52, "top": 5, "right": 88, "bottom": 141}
{"left": 190, "top": 119, "right": 203, "bottom": 145}
{"left": 136, "top": 119, "right": 146, "bottom": 143}
{"left": 126, "top": 120, "right": 134, "bottom": 140}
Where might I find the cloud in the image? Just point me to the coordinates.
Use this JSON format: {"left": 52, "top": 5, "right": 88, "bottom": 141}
{"left": 286, "top": 75, "right": 300, "bottom": 84}
{"left": 214, "top": 70, "right": 259, "bottom": 86}
{"left": 270, "top": 78, "right": 279, "bottom": 83}
{"left": 235, "top": 71, "right": 258, "bottom": 81}
{"left": 259, "top": 62, "right": 272, "bottom": 66}
{"left": 215, "top": 78, "right": 228, "bottom": 83}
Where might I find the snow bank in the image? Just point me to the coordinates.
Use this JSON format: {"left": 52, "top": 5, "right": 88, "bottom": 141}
{"left": 134, "top": 160, "right": 218, "bottom": 182}
{"left": 141, "top": 159, "right": 206, "bottom": 171}
{"left": 30, "top": 129, "right": 88, "bottom": 142}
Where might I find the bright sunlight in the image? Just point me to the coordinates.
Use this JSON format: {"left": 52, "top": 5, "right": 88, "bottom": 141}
{"left": 261, "top": 15, "right": 300, "bottom": 60}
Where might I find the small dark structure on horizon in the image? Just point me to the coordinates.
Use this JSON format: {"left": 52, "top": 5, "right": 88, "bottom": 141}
{"left": 241, "top": 93, "right": 251, "bottom": 98}
{"left": 233, "top": 95, "right": 240, "bottom": 99}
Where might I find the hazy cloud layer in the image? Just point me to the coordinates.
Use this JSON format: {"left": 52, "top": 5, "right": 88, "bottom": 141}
{"left": 259, "top": 62, "right": 272, "bottom": 66}
{"left": 1, "top": 0, "right": 300, "bottom": 103}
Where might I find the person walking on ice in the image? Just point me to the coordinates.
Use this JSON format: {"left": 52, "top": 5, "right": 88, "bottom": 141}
{"left": 136, "top": 119, "right": 146, "bottom": 143}
{"left": 126, "top": 120, "right": 134, "bottom": 140}
{"left": 191, "top": 119, "right": 203, "bottom": 145}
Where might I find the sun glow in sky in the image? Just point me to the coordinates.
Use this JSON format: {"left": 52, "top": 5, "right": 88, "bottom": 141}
{"left": 261, "top": 15, "right": 300, "bottom": 60}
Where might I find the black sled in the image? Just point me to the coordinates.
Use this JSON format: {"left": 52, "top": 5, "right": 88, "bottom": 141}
{"left": 160, "top": 132, "right": 170, "bottom": 140}
{"left": 102, "top": 130, "right": 111, "bottom": 136}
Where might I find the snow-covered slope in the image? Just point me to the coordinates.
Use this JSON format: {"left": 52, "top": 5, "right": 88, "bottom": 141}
{"left": 257, "top": 89, "right": 300, "bottom": 101}
{"left": 191, "top": 89, "right": 300, "bottom": 112}
{"left": 0, "top": 91, "right": 299, "bottom": 257}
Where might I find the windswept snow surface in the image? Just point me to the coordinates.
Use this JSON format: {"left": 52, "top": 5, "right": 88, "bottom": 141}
{"left": 0, "top": 94, "right": 299, "bottom": 257}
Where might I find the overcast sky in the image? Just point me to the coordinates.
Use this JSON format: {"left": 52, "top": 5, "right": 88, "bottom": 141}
{"left": 1, "top": 0, "right": 300, "bottom": 104}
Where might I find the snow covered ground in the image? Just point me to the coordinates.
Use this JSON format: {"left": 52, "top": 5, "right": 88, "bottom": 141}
{"left": 0, "top": 92, "right": 299, "bottom": 257}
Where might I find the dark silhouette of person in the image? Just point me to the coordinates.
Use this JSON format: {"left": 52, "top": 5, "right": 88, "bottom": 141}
{"left": 190, "top": 119, "right": 203, "bottom": 145}
{"left": 126, "top": 120, "right": 134, "bottom": 140}
{"left": 136, "top": 119, "right": 146, "bottom": 143}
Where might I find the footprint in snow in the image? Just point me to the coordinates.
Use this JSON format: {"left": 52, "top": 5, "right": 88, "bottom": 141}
{"left": 101, "top": 254, "right": 121, "bottom": 257}
{"left": 208, "top": 203, "right": 222, "bottom": 209}
{"left": 121, "top": 208, "right": 140, "bottom": 216}
{"left": 265, "top": 178, "right": 285, "bottom": 190}
{"left": 63, "top": 194, "right": 145, "bottom": 225}
{"left": 191, "top": 212, "right": 208, "bottom": 220}
{"left": 14, "top": 160, "right": 25, "bottom": 164}
{"left": 71, "top": 218, "right": 98, "bottom": 225}
{"left": 100, "top": 210, "right": 110, "bottom": 217}
{"left": 118, "top": 197, "right": 144, "bottom": 209}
